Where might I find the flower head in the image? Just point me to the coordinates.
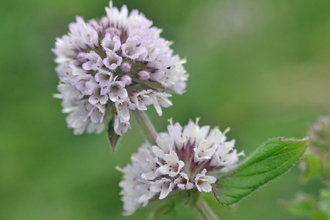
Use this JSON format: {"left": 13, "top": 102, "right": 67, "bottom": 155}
{"left": 301, "top": 113, "right": 330, "bottom": 182}
{"left": 118, "top": 119, "right": 244, "bottom": 215}
{"left": 308, "top": 113, "right": 330, "bottom": 152}
{"left": 53, "top": 3, "right": 188, "bottom": 135}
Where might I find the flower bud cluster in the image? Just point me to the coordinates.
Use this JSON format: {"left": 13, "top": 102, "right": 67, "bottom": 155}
{"left": 118, "top": 119, "right": 244, "bottom": 215}
{"left": 53, "top": 5, "right": 188, "bottom": 135}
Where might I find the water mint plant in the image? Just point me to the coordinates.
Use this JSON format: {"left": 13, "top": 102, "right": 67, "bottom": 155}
{"left": 53, "top": 3, "right": 188, "bottom": 136}
{"left": 52, "top": 2, "right": 309, "bottom": 220}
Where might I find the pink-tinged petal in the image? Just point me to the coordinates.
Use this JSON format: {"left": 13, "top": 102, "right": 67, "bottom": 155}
{"left": 116, "top": 101, "right": 130, "bottom": 121}
{"left": 88, "top": 94, "right": 99, "bottom": 105}
{"left": 200, "top": 183, "right": 212, "bottom": 192}
{"left": 99, "top": 94, "right": 108, "bottom": 105}
{"left": 132, "top": 90, "right": 154, "bottom": 111}
{"left": 159, "top": 182, "right": 173, "bottom": 199}
{"left": 57, "top": 84, "right": 83, "bottom": 100}
{"left": 149, "top": 178, "right": 174, "bottom": 200}
{"left": 89, "top": 108, "right": 102, "bottom": 123}
{"left": 88, "top": 93, "right": 108, "bottom": 105}
{"left": 174, "top": 173, "right": 194, "bottom": 190}
{"left": 138, "top": 191, "right": 155, "bottom": 206}
{"left": 157, "top": 151, "right": 184, "bottom": 177}
{"left": 85, "top": 80, "right": 99, "bottom": 95}
{"left": 141, "top": 168, "right": 161, "bottom": 180}
{"left": 117, "top": 88, "right": 128, "bottom": 99}
{"left": 69, "top": 64, "right": 86, "bottom": 76}
{"left": 95, "top": 69, "right": 113, "bottom": 88}
{"left": 86, "top": 122, "right": 105, "bottom": 134}
{"left": 149, "top": 70, "right": 164, "bottom": 81}
{"left": 141, "top": 96, "right": 153, "bottom": 106}
{"left": 109, "top": 81, "right": 128, "bottom": 102}
{"left": 194, "top": 139, "right": 217, "bottom": 163}
{"left": 82, "top": 51, "right": 103, "bottom": 70}
{"left": 121, "top": 36, "right": 147, "bottom": 60}
{"left": 150, "top": 92, "right": 173, "bottom": 116}
{"left": 114, "top": 116, "right": 130, "bottom": 136}
{"left": 103, "top": 49, "right": 122, "bottom": 70}
{"left": 195, "top": 169, "right": 217, "bottom": 192}
{"left": 145, "top": 46, "right": 160, "bottom": 62}
{"left": 151, "top": 145, "right": 165, "bottom": 158}
{"left": 101, "top": 33, "right": 121, "bottom": 51}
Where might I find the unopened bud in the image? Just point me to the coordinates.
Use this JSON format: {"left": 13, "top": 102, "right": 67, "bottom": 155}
{"left": 121, "top": 75, "right": 132, "bottom": 86}
{"left": 120, "top": 62, "right": 132, "bottom": 73}
{"left": 77, "top": 53, "right": 88, "bottom": 63}
{"left": 138, "top": 70, "right": 150, "bottom": 81}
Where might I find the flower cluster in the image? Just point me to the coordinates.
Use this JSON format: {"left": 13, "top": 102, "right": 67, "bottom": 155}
{"left": 308, "top": 113, "right": 330, "bottom": 152}
{"left": 53, "top": 4, "right": 188, "bottom": 135}
{"left": 302, "top": 113, "right": 330, "bottom": 181}
{"left": 118, "top": 119, "right": 244, "bottom": 215}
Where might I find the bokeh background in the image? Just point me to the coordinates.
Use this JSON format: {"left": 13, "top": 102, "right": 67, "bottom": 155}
{"left": 1, "top": 0, "right": 330, "bottom": 219}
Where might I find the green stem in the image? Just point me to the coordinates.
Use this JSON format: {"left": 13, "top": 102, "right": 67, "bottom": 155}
{"left": 133, "top": 110, "right": 158, "bottom": 145}
{"left": 193, "top": 198, "right": 219, "bottom": 220}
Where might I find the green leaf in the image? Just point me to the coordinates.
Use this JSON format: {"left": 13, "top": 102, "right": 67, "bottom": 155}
{"left": 146, "top": 191, "right": 190, "bottom": 220}
{"left": 107, "top": 117, "right": 120, "bottom": 152}
{"left": 280, "top": 193, "right": 328, "bottom": 220}
{"left": 303, "top": 153, "right": 322, "bottom": 182}
{"left": 319, "top": 189, "right": 330, "bottom": 218}
{"left": 213, "top": 137, "right": 308, "bottom": 205}
{"left": 148, "top": 200, "right": 176, "bottom": 220}
{"left": 321, "top": 154, "right": 330, "bottom": 180}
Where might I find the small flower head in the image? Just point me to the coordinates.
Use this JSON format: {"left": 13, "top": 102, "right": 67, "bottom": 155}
{"left": 118, "top": 119, "right": 244, "bottom": 215}
{"left": 53, "top": 3, "right": 188, "bottom": 135}
{"left": 301, "top": 113, "right": 330, "bottom": 182}
{"left": 308, "top": 113, "right": 330, "bottom": 152}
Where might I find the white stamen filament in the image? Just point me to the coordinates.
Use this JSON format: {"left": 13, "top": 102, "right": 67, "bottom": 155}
{"left": 131, "top": 156, "right": 141, "bottom": 163}
{"left": 115, "top": 166, "right": 124, "bottom": 172}
{"left": 180, "top": 58, "right": 187, "bottom": 64}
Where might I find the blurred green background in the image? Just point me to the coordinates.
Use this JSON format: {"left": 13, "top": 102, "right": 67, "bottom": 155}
{"left": 1, "top": 0, "right": 330, "bottom": 219}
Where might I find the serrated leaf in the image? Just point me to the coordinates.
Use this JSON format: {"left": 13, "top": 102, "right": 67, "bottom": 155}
{"left": 213, "top": 138, "right": 308, "bottom": 205}
{"left": 107, "top": 117, "right": 120, "bottom": 152}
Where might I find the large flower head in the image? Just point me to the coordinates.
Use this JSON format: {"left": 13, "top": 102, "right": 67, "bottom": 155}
{"left": 52, "top": 3, "right": 188, "bottom": 135}
{"left": 118, "top": 119, "right": 244, "bottom": 215}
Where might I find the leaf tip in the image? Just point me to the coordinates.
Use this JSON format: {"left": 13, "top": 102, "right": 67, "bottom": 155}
{"left": 108, "top": 132, "right": 121, "bottom": 152}
{"left": 107, "top": 118, "right": 121, "bottom": 152}
{"left": 278, "top": 137, "right": 309, "bottom": 145}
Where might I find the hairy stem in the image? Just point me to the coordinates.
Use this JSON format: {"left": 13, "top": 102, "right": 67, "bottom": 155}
{"left": 193, "top": 198, "right": 219, "bottom": 220}
{"left": 133, "top": 110, "right": 158, "bottom": 145}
